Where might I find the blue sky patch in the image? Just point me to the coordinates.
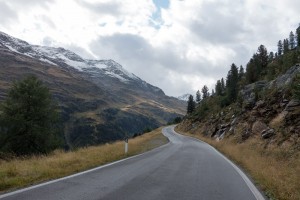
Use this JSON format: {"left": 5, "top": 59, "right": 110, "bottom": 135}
{"left": 153, "top": 0, "right": 170, "bottom": 9}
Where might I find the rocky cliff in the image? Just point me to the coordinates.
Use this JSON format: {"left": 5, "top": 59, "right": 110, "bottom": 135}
{"left": 177, "top": 64, "right": 300, "bottom": 149}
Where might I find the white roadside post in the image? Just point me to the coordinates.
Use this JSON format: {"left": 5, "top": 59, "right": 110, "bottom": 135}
{"left": 124, "top": 137, "right": 128, "bottom": 154}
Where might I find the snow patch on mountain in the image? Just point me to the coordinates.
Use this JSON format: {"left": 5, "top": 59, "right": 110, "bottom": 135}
{"left": 0, "top": 31, "right": 139, "bottom": 83}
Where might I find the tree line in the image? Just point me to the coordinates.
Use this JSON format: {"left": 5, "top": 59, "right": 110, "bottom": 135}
{"left": 187, "top": 24, "right": 300, "bottom": 114}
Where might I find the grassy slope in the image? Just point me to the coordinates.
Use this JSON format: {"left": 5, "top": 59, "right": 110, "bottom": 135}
{"left": 0, "top": 127, "right": 168, "bottom": 193}
{"left": 175, "top": 127, "right": 300, "bottom": 200}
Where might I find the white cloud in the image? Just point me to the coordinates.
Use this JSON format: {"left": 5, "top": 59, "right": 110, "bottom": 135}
{"left": 0, "top": 0, "right": 299, "bottom": 97}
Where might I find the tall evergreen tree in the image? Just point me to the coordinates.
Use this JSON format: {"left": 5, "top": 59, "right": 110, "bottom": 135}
{"left": 257, "top": 44, "right": 268, "bottom": 69}
{"left": 283, "top": 39, "right": 289, "bottom": 54}
{"left": 0, "top": 76, "right": 62, "bottom": 156}
{"left": 201, "top": 85, "right": 209, "bottom": 99}
{"left": 187, "top": 95, "right": 195, "bottom": 114}
{"left": 268, "top": 52, "right": 274, "bottom": 63}
{"left": 289, "top": 31, "right": 295, "bottom": 49}
{"left": 238, "top": 65, "right": 244, "bottom": 80}
{"left": 226, "top": 63, "right": 239, "bottom": 102}
{"left": 296, "top": 24, "right": 300, "bottom": 47}
{"left": 215, "top": 80, "right": 222, "bottom": 96}
{"left": 221, "top": 78, "right": 225, "bottom": 94}
{"left": 211, "top": 89, "right": 215, "bottom": 96}
{"left": 277, "top": 40, "right": 283, "bottom": 56}
{"left": 246, "top": 56, "right": 258, "bottom": 83}
{"left": 195, "top": 90, "right": 201, "bottom": 103}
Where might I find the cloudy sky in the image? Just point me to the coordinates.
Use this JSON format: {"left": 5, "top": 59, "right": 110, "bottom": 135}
{"left": 0, "top": 0, "right": 299, "bottom": 97}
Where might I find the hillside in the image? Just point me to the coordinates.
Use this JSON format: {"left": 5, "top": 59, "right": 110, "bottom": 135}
{"left": 176, "top": 40, "right": 300, "bottom": 200}
{"left": 0, "top": 31, "right": 185, "bottom": 148}
{"left": 178, "top": 63, "right": 300, "bottom": 147}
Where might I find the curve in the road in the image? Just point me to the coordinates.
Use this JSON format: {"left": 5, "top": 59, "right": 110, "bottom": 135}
{"left": 0, "top": 126, "right": 265, "bottom": 200}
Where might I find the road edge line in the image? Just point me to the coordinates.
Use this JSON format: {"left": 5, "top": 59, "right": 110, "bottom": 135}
{"left": 0, "top": 135, "right": 170, "bottom": 199}
{"left": 173, "top": 127, "right": 266, "bottom": 200}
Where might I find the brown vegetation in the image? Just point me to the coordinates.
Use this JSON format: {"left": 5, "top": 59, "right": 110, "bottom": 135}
{"left": 176, "top": 128, "right": 300, "bottom": 200}
{"left": 0, "top": 128, "right": 168, "bottom": 193}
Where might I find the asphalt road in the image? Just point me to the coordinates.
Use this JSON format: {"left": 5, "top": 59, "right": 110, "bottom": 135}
{"left": 0, "top": 126, "right": 265, "bottom": 200}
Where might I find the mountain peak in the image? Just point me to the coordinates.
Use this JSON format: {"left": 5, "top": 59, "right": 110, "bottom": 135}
{"left": 0, "top": 31, "right": 141, "bottom": 83}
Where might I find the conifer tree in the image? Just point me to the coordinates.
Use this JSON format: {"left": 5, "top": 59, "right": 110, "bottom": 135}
{"left": 226, "top": 63, "right": 239, "bottom": 102}
{"left": 268, "top": 52, "right": 274, "bottom": 63}
{"left": 283, "top": 39, "right": 289, "bottom": 54}
{"left": 296, "top": 24, "right": 300, "bottom": 47}
{"left": 0, "top": 76, "right": 62, "bottom": 156}
{"left": 277, "top": 40, "right": 283, "bottom": 56}
{"left": 257, "top": 44, "right": 268, "bottom": 69}
{"left": 289, "top": 31, "right": 295, "bottom": 49}
{"left": 215, "top": 80, "right": 222, "bottom": 96}
{"left": 238, "top": 65, "right": 244, "bottom": 80}
{"left": 195, "top": 90, "right": 201, "bottom": 103}
{"left": 187, "top": 95, "right": 195, "bottom": 114}
{"left": 201, "top": 85, "right": 209, "bottom": 99}
{"left": 221, "top": 78, "right": 225, "bottom": 94}
{"left": 211, "top": 89, "right": 215, "bottom": 96}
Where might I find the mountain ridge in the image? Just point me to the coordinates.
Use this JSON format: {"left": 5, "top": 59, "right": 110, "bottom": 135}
{"left": 0, "top": 31, "right": 185, "bottom": 148}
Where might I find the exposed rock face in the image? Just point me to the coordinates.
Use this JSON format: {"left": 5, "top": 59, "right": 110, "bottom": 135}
{"left": 177, "top": 64, "right": 300, "bottom": 146}
{"left": 240, "top": 64, "right": 300, "bottom": 108}
{"left": 269, "top": 65, "right": 300, "bottom": 88}
{"left": 240, "top": 81, "right": 268, "bottom": 109}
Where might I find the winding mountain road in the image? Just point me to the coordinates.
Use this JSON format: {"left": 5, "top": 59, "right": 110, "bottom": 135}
{"left": 0, "top": 126, "right": 265, "bottom": 200}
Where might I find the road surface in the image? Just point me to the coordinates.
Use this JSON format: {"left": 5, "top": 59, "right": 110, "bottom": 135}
{"left": 0, "top": 126, "right": 265, "bottom": 200}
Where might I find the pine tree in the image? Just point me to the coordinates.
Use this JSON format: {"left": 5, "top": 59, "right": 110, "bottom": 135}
{"left": 201, "top": 85, "right": 209, "bottom": 99}
{"left": 226, "top": 63, "right": 239, "bottom": 102}
{"left": 195, "top": 90, "right": 201, "bottom": 103}
{"left": 238, "top": 65, "right": 244, "bottom": 80}
{"left": 246, "top": 55, "right": 260, "bottom": 83}
{"left": 0, "top": 76, "right": 62, "bottom": 156}
{"left": 187, "top": 95, "right": 195, "bottom": 114}
{"left": 277, "top": 40, "right": 283, "bottom": 56}
{"left": 221, "top": 78, "right": 225, "bottom": 94}
{"left": 215, "top": 80, "right": 222, "bottom": 96}
{"left": 268, "top": 52, "right": 274, "bottom": 63}
{"left": 289, "top": 31, "right": 295, "bottom": 49}
{"left": 296, "top": 24, "right": 300, "bottom": 47}
{"left": 257, "top": 44, "right": 268, "bottom": 69}
{"left": 283, "top": 39, "right": 289, "bottom": 54}
{"left": 211, "top": 89, "right": 215, "bottom": 96}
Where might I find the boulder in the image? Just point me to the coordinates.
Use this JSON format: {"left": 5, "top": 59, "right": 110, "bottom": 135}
{"left": 261, "top": 128, "right": 275, "bottom": 139}
{"left": 252, "top": 121, "right": 268, "bottom": 135}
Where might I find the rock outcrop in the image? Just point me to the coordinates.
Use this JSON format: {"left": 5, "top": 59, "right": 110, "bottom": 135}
{"left": 177, "top": 64, "right": 300, "bottom": 147}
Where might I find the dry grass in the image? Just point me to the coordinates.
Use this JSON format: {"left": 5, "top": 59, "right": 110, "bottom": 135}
{"left": 0, "top": 127, "right": 168, "bottom": 193}
{"left": 176, "top": 129, "right": 300, "bottom": 200}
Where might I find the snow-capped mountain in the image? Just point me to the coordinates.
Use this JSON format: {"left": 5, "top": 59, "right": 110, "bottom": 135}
{"left": 0, "top": 31, "right": 141, "bottom": 83}
{"left": 0, "top": 31, "right": 185, "bottom": 147}
{"left": 177, "top": 94, "right": 192, "bottom": 101}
